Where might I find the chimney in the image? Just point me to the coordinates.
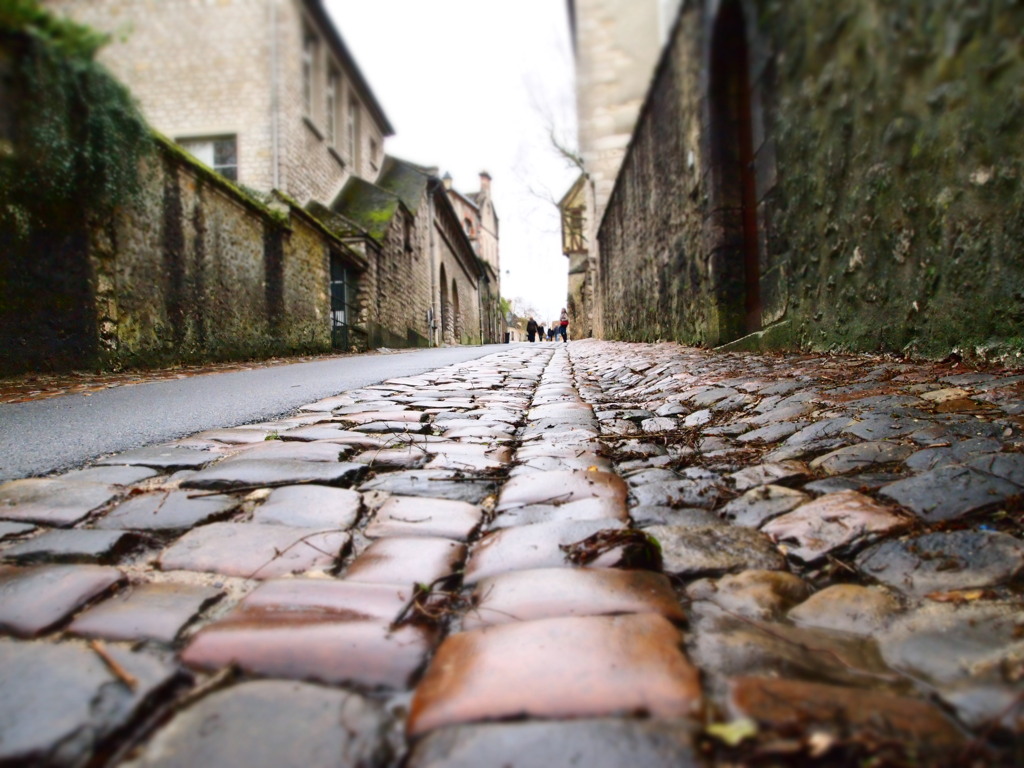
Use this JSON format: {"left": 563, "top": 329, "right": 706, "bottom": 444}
{"left": 479, "top": 171, "right": 491, "bottom": 193}
{"left": 442, "top": 172, "right": 453, "bottom": 190}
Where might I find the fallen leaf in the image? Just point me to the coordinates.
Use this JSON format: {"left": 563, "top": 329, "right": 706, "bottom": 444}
{"left": 925, "top": 589, "right": 990, "bottom": 604}
{"left": 560, "top": 529, "right": 662, "bottom": 570}
{"left": 807, "top": 731, "right": 835, "bottom": 758}
{"left": 706, "top": 717, "right": 758, "bottom": 747}
{"left": 936, "top": 398, "right": 994, "bottom": 413}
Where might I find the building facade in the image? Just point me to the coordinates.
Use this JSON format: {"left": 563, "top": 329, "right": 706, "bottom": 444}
{"left": 44, "top": 0, "right": 393, "bottom": 205}
{"left": 446, "top": 173, "right": 503, "bottom": 345}
{"left": 315, "top": 157, "right": 495, "bottom": 349}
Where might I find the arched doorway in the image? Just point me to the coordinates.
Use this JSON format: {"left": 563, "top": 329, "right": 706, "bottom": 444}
{"left": 451, "top": 278, "right": 461, "bottom": 344}
{"left": 439, "top": 264, "right": 450, "bottom": 345}
{"left": 709, "top": 0, "right": 761, "bottom": 339}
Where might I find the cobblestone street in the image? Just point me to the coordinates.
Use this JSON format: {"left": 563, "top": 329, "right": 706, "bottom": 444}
{"left": 1, "top": 340, "right": 1022, "bottom": 766}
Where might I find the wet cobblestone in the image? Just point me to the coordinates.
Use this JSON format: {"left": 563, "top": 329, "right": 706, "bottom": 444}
{"left": 0, "top": 340, "right": 1022, "bottom": 765}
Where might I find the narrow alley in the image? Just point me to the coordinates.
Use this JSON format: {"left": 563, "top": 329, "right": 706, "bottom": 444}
{"left": 0, "top": 340, "right": 1021, "bottom": 766}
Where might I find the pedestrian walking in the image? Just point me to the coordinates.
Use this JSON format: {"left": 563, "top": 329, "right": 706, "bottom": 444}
{"left": 558, "top": 308, "right": 569, "bottom": 342}
{"left": 537, "top": 322, "right": 545, "bottom": 341}
{"left": 526, "top": 317, "right": 538, "bottom": 342}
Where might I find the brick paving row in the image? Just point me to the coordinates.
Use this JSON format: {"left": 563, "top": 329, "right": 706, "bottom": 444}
{"left": 0, "top": 340, "right": 1022, "bottom": 766}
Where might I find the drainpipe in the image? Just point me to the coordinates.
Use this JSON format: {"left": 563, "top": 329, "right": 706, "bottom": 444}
{"left": 269, "top": 0, "right": 281, "bottom": 189}
{"left": 427, "top": 183, "right": 438, "bottom": 347}
{"left": 478, "top": 267, "right": 484, "bottom": 344}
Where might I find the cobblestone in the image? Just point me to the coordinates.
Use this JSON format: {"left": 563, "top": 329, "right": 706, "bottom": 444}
{"left": 94, "top": 490, "right": 240, "bottom": 532}
{"left": 68, "top": 581, "right": 222, "bottom": 643}
{"left": 121, "top": 679, "right": 394, "bottom": 767}
{"left": 0, "top": 340, "right": 1022, "bottom": 765}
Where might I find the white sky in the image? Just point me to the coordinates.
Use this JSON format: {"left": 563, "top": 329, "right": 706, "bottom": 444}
{"left": 324, "top": 0, "right": 579, "bottom": 325}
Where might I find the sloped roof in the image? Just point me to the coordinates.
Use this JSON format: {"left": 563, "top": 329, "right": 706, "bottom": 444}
{"left": 449, "top": 187, "right": 480, "bottom": 212}
{"left": 329, "top": 176, "right": 403, "bottom": 243}
{"left": 375, "top": 156, "right": 430, "bottom": 214}
{"left": 559, "top": 172, "right": 588, "bottom": 209}
{"left": 305, "top": 200, "right": 365, "bottom": 238}
{"left": 303, "top": 0, "right": 394, "bottom": 136}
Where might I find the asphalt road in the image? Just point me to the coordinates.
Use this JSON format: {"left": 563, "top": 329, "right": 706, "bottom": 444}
{"left": 0, "top": 345, "right": 507, "bottom": 482}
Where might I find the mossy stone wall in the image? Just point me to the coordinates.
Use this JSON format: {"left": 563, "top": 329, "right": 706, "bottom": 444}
{"left": 89, "top": 143, "right": 333, "bottom": 370}
{"left": 766, "top": 0, "right": 1024, "bottom": 360}
{"left": 599, "top": 7, "right": 708, "bottom": 344}
{"left": 1, "top": 140, "right": 335, "bottom": 375}
{"left": 598, "top": 0, "right": 1024, "bottom": 362}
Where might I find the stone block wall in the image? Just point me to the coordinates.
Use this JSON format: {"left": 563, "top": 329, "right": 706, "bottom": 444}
{"left": 437, "top": 236, "right": 482, "bottom": 347}
{"left": 599, "top": 6, "right": 707, "bottom": 343}
{"left": 88, "top": 142, "right": 333, "bottom": 369}
{"left": 279, "top": 0, "right": 385, "bottom": 205}
{"left": 598, "top": 0, "right": 1024, "bottom": 361}
{"left": 574, "top": 0, "right": 664, "bottom": 216}
{"left": 764, "top": 0, "right": 1024, "bottom": 360}
{"left": 1, "top": 138, "right": 336, "bottom": 375}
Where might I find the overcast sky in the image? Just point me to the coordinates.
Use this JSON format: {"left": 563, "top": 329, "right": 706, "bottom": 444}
{"left": 324, "top": 0, "right": 579, "bottom": 324}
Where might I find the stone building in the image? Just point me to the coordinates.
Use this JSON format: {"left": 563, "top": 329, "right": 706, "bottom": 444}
{"left": 445, "top": 172, "right": 503, "bottom": 345}
{"left": 39, "top": 0, "right": 501, "bottom": 355}
{"left": 558, "top": 174, "right": 597, "bottom": 338}
{"left": 585, "top": 0, "right": 1024, "bottom": 361}
{"left": 311, "top": 157, "right": 496, "bottom": 348}
{"left": 43, "top": 0, "right": 392, "bottom": 205}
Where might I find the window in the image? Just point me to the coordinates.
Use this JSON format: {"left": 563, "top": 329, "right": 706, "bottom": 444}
{"left": 561, "top": 205, "right": 586, "bottom": 254}
{"left": 347, "top": 95, "right": 360, "bottom": 168}
{"left": 369, "top": 138, "right": 378, "bottom": 171}
{"left": 302, "top": 33, "right": 317, "bottom": 116}
{"left": 177, "top": 135, "right": 238, "bottom": 181}
{"left": 403, "top": 214, "right": 413, "bottom": 253}
{"left": 326, "top": 70, "right": 339, "bottom": 145}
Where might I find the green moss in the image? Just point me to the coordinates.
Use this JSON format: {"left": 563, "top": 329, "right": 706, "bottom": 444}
{"left": 330, "top": 177, "right": 401, "bottom": 242}
{"left": 153, "top": 134, "right": 288, "bottom": 226}
{"left": 0, "top": 0, "right": 151, "bottom": 238}
{"left": 375, "top": 157, "right": 429, "bottom": 214}
{"left": 759, "top": 0, "right": 1024, "bottom": 365}
{"left": 0, "top": 0, "right": 108, "bottom": 59}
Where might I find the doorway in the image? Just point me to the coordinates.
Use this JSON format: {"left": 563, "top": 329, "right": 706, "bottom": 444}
{"left": 709, "top": 0, "right": 761, "bottom": 338}
{"left": 439, "top": 265, "right": 450, "bottom": 345}
{"left": 330, "top": 253, "right": 356, "bottom": 350}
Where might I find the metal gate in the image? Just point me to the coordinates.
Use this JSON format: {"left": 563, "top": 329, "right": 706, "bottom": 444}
{"left": 330, "top": 255, "right": 355, "bottom": 350}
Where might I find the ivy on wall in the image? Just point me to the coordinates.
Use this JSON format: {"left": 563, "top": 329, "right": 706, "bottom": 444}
{"left": 0, "top": 0, "right": 150, "bottom": 239}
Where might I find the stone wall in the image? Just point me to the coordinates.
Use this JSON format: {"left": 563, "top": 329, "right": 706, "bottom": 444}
{"left": 90, "top": 141, "right": 334, "bottom": 369}
{"left": 45, "top": 0, "right": 277, "bottom": 191}
{"left": 1, "top": 138, "right": 337, "bottom": 375}
{"left": 280, "top": 0, "right": 385, "bottom": 204}
{"left": 574, "top": 0, "right": 664, "bottom": 216}
{"left": 598, "top": 0, "right": 1024, "bottom": 362}
{"left": 599, "top": 6, "right": 707, "bottom": 343}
